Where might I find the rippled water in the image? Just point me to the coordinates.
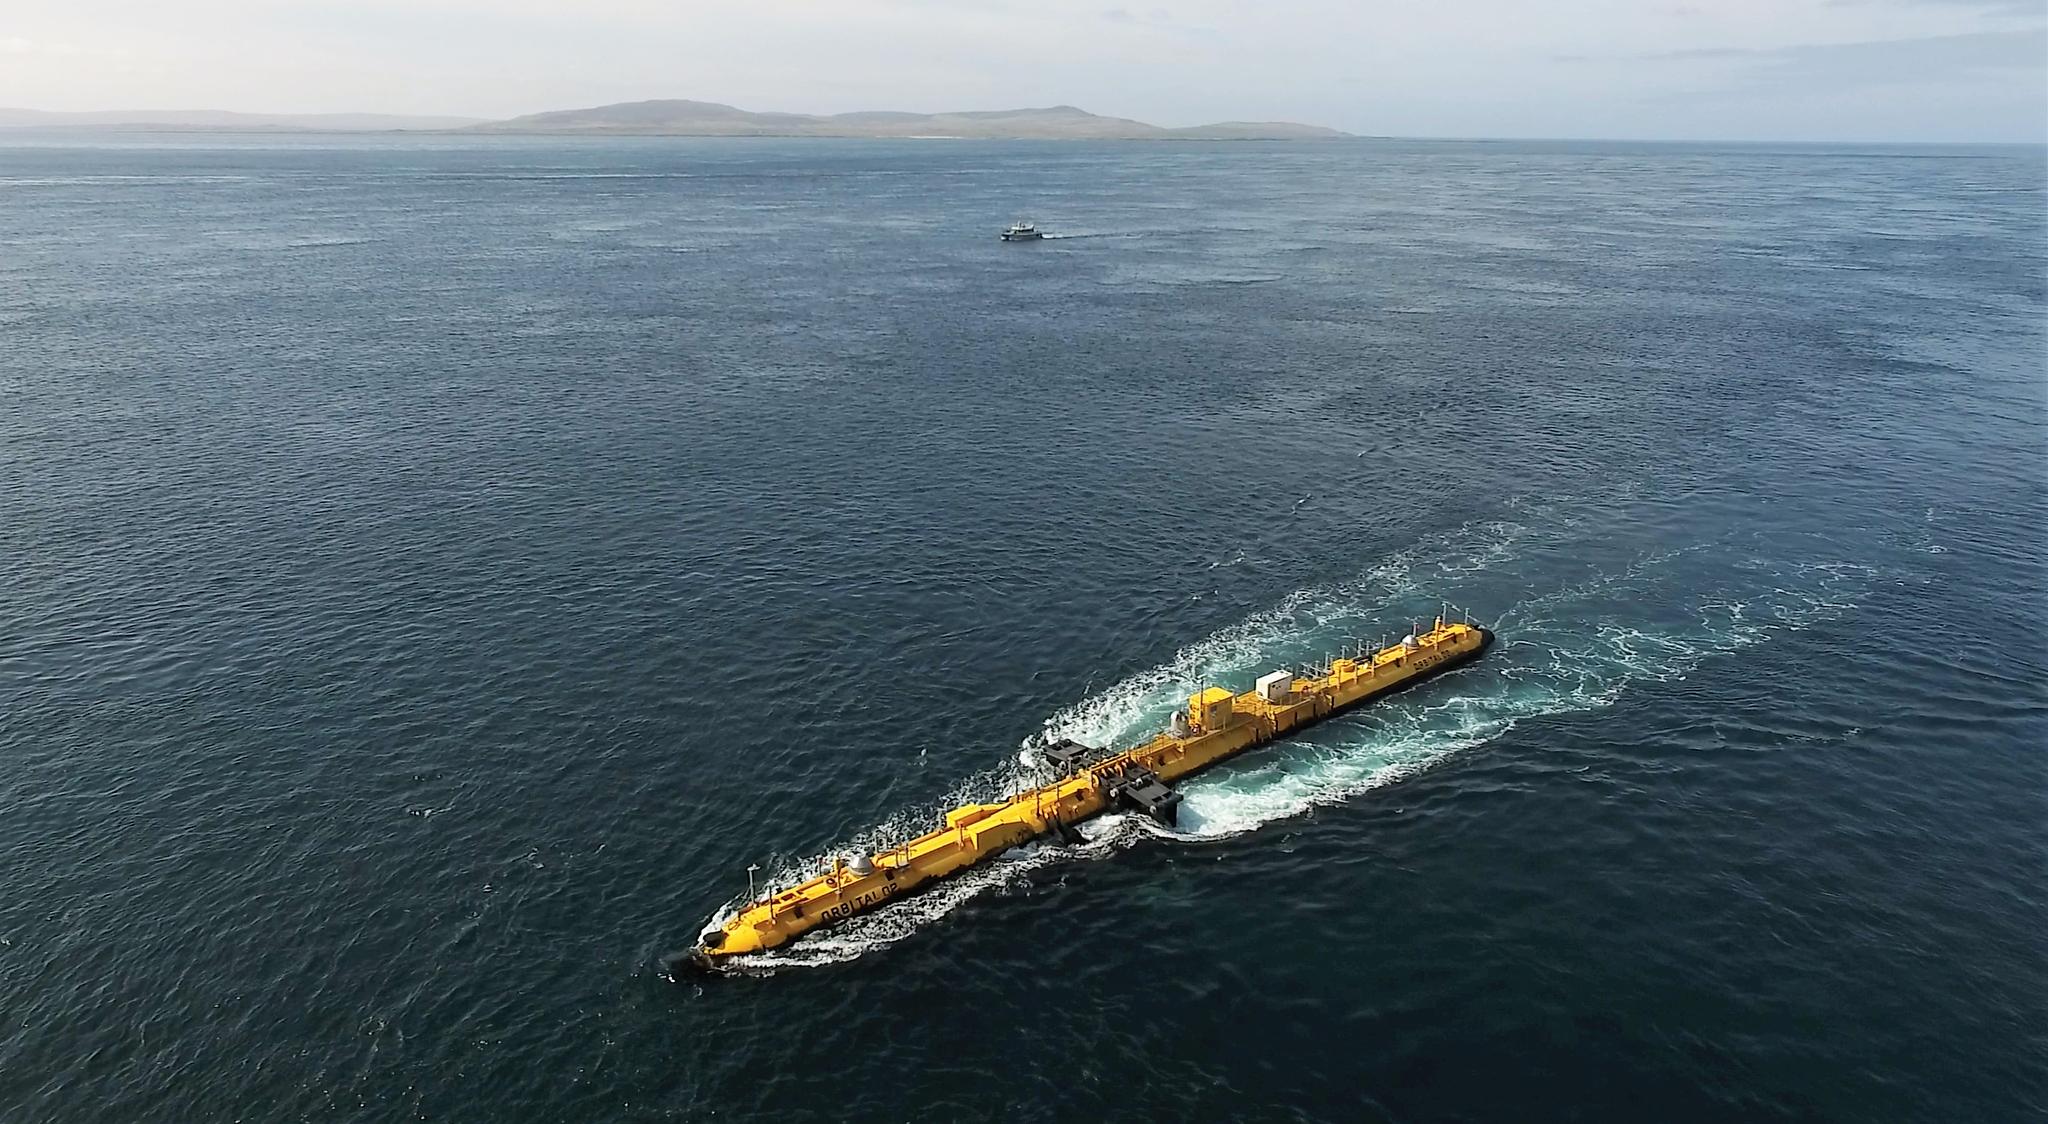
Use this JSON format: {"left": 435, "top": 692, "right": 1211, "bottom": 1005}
{"left": 2, "top": 135, "right": 2043, "bottom": 1121}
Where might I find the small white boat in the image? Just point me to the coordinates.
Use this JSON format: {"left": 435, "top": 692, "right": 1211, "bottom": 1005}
{"left": 1001, "top": 221, "right": 1044, "bottom": 242}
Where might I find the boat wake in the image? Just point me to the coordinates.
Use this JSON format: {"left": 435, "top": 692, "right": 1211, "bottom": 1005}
{"left": 699, "top": 509, "right": 1874, "bottom": 974}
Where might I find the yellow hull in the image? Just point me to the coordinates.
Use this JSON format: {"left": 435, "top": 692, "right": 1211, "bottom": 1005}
{"left": 676, "top": 619, "right": 1491, "bottom": 971}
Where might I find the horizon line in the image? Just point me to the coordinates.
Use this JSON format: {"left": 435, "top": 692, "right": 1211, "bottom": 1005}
{"left": 0, "top": 124, "right": 2040, "bottom": 146}
{"left": 3, "top": 101, "right": 2041, "bottom": 147}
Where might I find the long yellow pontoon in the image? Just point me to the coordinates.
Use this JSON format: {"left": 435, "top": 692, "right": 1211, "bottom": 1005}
{"left": 666, "top": 617, "right": 1492, "bottom": 975}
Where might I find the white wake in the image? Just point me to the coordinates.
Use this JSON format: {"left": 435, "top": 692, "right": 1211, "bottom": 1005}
{"left": 700, "top": 513, "right": 1871, "bottom": 973}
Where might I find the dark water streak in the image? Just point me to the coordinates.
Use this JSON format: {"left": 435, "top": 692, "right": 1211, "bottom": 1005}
{"left": 1, "top": 135, "right": 2043, "bottom": 1121}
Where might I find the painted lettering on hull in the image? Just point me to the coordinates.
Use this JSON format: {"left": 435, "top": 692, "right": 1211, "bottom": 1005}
{"left": 1409, "top": 640, "right": 1472, "bottom": 674}
{"left": 820, "top": 881, "right": 899, "bottom": 923}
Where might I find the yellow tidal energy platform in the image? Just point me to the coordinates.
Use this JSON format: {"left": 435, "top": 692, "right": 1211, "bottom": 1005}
{"left": 663, "top": 616, "right": 1493, "bottom": 976}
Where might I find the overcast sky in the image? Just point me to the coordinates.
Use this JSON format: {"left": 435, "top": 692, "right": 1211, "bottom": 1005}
{"left": 2, "top": 0, "right": 2043, "bottom": 140}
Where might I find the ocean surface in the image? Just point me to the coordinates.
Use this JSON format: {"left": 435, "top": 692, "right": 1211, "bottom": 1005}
{"left": 1, "top": 133, "right": 2043, "bottom": 1122}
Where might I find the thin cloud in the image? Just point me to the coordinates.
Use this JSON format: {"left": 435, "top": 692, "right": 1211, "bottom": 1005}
{"left": 1827, "top": 0, "right": 2048, "bottom": 18}
{"left": 1564, "top": 27, "right": 2046, "bottom": 80}
{"left": 1642, "top": 46, "right": 1762, "bottom": 60}
{"left": 0, "top": 35, "right": 129, "bottom": 59}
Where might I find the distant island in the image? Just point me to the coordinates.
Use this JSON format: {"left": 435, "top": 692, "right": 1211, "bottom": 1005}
{"left": 470, "top": 100, "right": 1350, "bottom": 140}
{"left": 0, "top": 100, "right": 1348, "bottom": 140}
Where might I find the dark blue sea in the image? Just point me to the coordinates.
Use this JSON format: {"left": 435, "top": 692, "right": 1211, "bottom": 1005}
{"left": 2, "top": 134, "right": 2043, "bottom": 1122}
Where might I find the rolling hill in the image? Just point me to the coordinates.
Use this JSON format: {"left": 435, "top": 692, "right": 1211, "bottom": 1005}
{"left": 470, "top": 100, "right": 1348, "bottom": 140}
